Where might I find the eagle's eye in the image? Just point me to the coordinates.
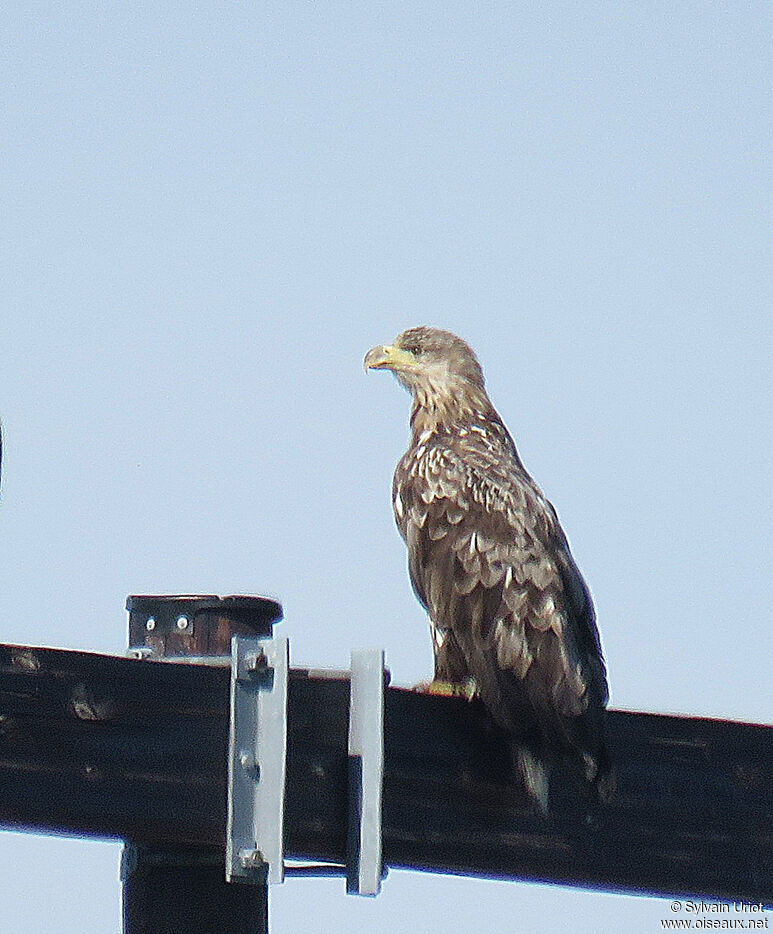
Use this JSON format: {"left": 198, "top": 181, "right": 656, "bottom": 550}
{"left": 403, "top": 342, "right": 423, "bottom": 356}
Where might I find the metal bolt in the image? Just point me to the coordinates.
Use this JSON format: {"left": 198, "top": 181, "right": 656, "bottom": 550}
{"left": 145, "top": 617, "right": 156, "bottom": 631}
{"left": 176, "top": 615, "right": 189, "bottom": 630}
{"left": 245, "top": 651, "right": 267, "bottom": 674}
{"left": 238, "top": 848, "right": 265, "bottom": 870}
{"left": 239, "top": 749, "right": 260, "bottom": 779}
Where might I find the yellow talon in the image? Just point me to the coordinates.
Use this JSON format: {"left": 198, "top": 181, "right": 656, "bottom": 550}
{"left": 414, "top": 678, "right": 478, "bottom": 700}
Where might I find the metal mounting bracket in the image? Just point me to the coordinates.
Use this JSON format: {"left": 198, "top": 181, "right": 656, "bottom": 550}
{"left": 226, "top": 634, "right": 288, "bottom": 885}
{"left": 225, "top": 637, "right": 385, "bottom": 895}
{"left": 346, "top": 649, "right": 385, "bottom": 897}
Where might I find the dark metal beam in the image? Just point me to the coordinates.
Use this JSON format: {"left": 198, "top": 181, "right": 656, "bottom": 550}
{"left": 0, "top": 641, "right": 770, "bottom": 906}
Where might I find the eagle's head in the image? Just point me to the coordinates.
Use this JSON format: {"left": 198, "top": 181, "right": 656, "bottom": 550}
{"left": 364, "top": 327, "right": 486, "bottom": 403}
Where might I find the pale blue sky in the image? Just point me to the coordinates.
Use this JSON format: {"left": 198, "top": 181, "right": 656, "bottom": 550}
{"left": 1, "top": 3, "right": 771, "bottom": 931}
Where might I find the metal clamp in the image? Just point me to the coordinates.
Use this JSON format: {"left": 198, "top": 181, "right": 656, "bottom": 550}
{"left": 226, "top": 635, "right": 289, "bottom": 885}
{"left": 346, "top": 649, "right": 385, "bottom": 897}
{"left": 225, "top": 638, "right": 385, "bottom": 895}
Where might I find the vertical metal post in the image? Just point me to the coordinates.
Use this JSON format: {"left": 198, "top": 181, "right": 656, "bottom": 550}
{"left": 122, "top": 595, "right": 282, "bottom": 934}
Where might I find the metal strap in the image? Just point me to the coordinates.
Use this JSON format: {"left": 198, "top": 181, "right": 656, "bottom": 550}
{"left": 346, "top": 649, "right": 385, "bottom": 896}
{"left": 226, "top": 635, "right": 288, "bottom": 884}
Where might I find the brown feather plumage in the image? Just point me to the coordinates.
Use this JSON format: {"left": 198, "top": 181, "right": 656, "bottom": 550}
{"left": 366, "top": 326, "right": 612, "bottom": 810}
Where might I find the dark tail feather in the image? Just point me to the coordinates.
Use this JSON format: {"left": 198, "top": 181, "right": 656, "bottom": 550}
{"left": 583, "top": 746, "right": 615, "bottom": 803}
{"left": 512, "top": 743, "right": 550, "bottom": 814}
{"left": 593, "top": 747, "right": 616, "bottom": 803}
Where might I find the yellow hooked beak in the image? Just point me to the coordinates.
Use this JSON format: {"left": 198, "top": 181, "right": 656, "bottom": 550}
{"left": 363, "top": 344, "right": 418, "bottom": 372}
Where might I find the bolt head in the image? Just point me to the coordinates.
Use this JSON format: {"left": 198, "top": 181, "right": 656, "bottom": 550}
{"left": 238, "top": 848, "right": 265, "bottom": 870}
{"left": 145, "top": 618, "right": 156, "bottom": 631}
{"left": 238, "top": 749, "right": 260, "bottom": 778}
{"left": 245, "top": 651, "right": 267, "bottom": 672}
{"left": 176, "top": 615, "right": 189, "bottom": 630}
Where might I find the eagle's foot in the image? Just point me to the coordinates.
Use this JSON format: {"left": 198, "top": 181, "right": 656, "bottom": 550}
{"left": 414, "top": 677, "right": 478, "bottom": 700}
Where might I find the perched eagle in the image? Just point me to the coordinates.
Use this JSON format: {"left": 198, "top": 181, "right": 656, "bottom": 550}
{"left": 365, "top": 327, "right": 612, "bottom": 810}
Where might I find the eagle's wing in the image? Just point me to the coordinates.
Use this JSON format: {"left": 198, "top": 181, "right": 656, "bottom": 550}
{"left": 395, "top": 438, "right": 608, "bottom": 766}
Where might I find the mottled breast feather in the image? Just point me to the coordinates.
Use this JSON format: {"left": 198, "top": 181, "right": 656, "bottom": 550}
{"left": 393, "top": 414, "right": 609, "bottom": 774}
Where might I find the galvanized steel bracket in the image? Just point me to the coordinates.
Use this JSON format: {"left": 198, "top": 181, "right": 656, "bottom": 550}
{"left": 226, "top": 635, "right": 289, "bottom": 885}
{"left": 346, "top": 649, "right": 385, "bottom": 897}
{"left": 225, "top": 637, "right": 385, "bottom": 896}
